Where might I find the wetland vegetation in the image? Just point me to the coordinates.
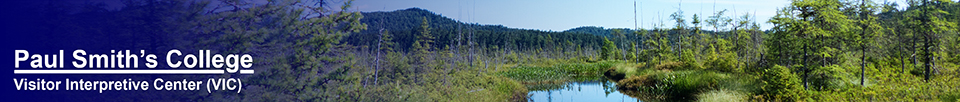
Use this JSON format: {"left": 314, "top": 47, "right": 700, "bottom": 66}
{"left": 36, "top": 0, "right": 960, "bottom": 101}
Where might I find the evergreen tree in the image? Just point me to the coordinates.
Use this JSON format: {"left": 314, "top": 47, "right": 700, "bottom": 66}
{"left": 853, "top": 0, "right": 883, "bottom": 86}
{"left": 772, "top": 0, "right": 854, "bottom": 89}
{"left": 412, "top": 16, "right": 435, "bottom": 83}
{"left": 906, "top": 0, "right": 957, "bottom": 81}
{"left": 237, "top": 0, "right": 368, "bottom": 101}
{"left": 380, "top": 29, "right": 396, "bottom": 52}
{"left": 601, "top": 37, "right": 617, "bottom": 60}
{"left": 692, "top": 14, "right": 704, "bottom": 62}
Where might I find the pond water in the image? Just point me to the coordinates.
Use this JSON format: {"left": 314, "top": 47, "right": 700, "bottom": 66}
{"left": 527, "top": 80, "right": 641, "bottom": 102}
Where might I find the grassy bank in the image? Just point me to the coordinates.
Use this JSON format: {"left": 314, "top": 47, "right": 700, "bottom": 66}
{"left": 604, "top": 61, "right": 760, "bottom": 101}
{"left": 604, "top": 60, "right": 960, "bottom": 101}
{"left": 497, "top": 56, "right": 959, "bottom": 102}
{"left": 497, "top": 60, "right": 620, "bottom": 84}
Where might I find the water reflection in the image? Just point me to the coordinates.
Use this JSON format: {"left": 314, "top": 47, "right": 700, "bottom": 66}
{"left": 527, "top": 80, "right": 642, "bottom": 102}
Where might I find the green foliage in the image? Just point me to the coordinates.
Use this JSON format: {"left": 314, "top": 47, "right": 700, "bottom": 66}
{"left": 379, "top": 29, "right": 395, "bottom": 52}
{"left": 761, "top": 65, "right": 804, "bottom": 101}
{"left": 231, "top": 0, "right": 371, "bottom": 101}
{"left": 653, "top": 61, "right": 684, "bottom": 71}
{"left": 705, "top": 45, "right": 738, "bottom": 73}
{"left": 348, "top": 9, "right": 607, "bottom": 52}
{"left": 680, "top": 49, "right": 703, "bottom": 70}
{"left": 942, "top": 92, "right": 960, "bottom": 102}
{"left": 412, "top": 16, "right": 435, "bottom": 65}
{"left": 601, "top": 37, "right": 618, "bottom": 60}
{"left": 808, "top": 65, "right": 853, "bottom": 90}
{"left": 51, "top": 0, "right": 960, "bottom": 101}
{"left": 627, "top": 42, "right": 638, "bottom": 60}
{"left": 617, "top": 75, "right": 651, "bottom": 90}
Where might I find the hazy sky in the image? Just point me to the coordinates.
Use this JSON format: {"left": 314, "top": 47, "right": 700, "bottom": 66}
{"left": 83, "top": 0, "right": 909, "bottom": 31}
{"left": 354, "top": 0, "right": 907, "bottom": 31}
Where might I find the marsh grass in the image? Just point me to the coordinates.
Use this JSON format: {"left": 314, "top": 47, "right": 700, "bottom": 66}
{"left": 498, "top": 60, "right": 620, "bottom": 83}
{"left": 506, "top": 58, "right": 960, "bottom": 101}
{"left": 697, "top": 89, "right": 748, "bottom": 102}
{"left": 609, "top": 61, "right": 762, "bottom": 101}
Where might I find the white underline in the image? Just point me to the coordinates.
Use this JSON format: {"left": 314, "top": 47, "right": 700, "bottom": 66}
{"left": 239, "top": 70, "right": 254, "bottom": 74}
{"left": 13, "top": 70, "right": 255, "bottom": 74}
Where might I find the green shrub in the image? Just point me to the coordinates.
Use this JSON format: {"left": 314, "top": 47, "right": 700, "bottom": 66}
{"left": 910, "top": 65, "right": 925, "bottom": 77}
{"left": 655, "top": 61, "right": 685, "bottom": 71}
{"left": 616, "top": 75, "right": 651, "bottom": 90}
{"left": 505, "top": 52, "right": 519, "bottom": 63}
{"left": 577, "top": 56, "right": 594, "bottom": 62}
{"left": 637, "top": 50, "right": 657, "bottom": 62}
{"left": 681, "top": 49, "right": 704, "bottom": 70}
{"left": 601, "top": 37, "right": 616, "bottom": 60}
{"left": 941, "top": 92, "right": 960, "bottom": 102}
{"left": 760, "top": 65, "right": 803, "bottom": 101}
{"left": 808, "top": 65, "right": 851, "bottom": 91}
{"left": 951, "top": 54, "right": 960, "bottom": 63}
{"left": 705, "top": 52, "right": 738, "bottom": 73}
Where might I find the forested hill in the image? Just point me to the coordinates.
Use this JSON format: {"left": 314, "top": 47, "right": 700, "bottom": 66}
{"left": 344, "top": 8, "right": 606, "bottom": 52}
{"left": 564, "top": 26, "right": 635, "bottom": 37}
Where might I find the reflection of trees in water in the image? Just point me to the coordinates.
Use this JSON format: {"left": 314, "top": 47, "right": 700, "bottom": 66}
{"left": 526, "top": 83, "right": 568, "bottom": 91}
{"left": 616, "top": 86, "right": 699, "bottom": 102}
{"left": 525, "top": 76, "right": 698, "bottom": 102}
{"left": 617, "top": 88, "right": 671, "bottom": 102}
{"left": 523, "top": 76, "right": 604, "bottom": 91}
{"left": 529, "top": 80, "right": 611, "bottom": 102}
{"left": 527, "top": 81, "right": 596, "bottom": 91}
{"left": 601, "top": 79, "right": 620, "bottom": 97}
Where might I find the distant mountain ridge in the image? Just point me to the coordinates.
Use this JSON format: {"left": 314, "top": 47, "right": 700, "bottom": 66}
{"left": 345, "top": 8, "right": 608, "bottom": 51}
{"left": 563, "top": 26, "right": 640, "bottom": 37}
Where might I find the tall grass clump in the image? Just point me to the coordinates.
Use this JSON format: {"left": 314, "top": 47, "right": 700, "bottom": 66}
{"left": 697, "top": 89, "right": 748, "bottom": 102}
{"left": 617, "top": 70, "right": 732, "bottom": 100}
{"left": 499, "top": 60, "right": 621, "bottom": 83}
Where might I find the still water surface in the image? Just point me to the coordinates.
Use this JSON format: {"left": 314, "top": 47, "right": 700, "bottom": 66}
{"left": 528, "top": 80, "right": 641, "bottom": 102}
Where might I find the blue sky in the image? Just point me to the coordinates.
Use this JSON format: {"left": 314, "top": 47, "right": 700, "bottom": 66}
{"left": 83, "top": 0, "right": 909, "bottom": 31}
{"left": 354, "top": 0, "right": 907, "bottom": 31}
